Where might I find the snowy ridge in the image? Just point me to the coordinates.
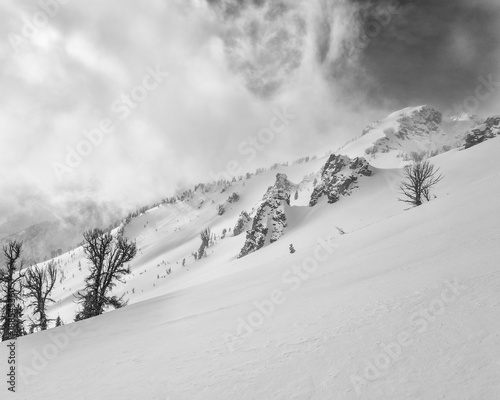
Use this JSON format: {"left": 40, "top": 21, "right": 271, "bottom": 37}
{"left": 336, "top": 105, "right": 482, "bottom": 168}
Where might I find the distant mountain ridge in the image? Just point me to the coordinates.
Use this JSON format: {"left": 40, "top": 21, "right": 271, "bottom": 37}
{"left": 337, "top": 105, "right": 484, "bottom": 167}
{"left": 0, "top": 203, "right": 125, "bottom": 264}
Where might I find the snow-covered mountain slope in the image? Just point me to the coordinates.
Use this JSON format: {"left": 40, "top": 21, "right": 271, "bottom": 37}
{"left": 6, "top": 135, "right": 500, "bottom": 399}
{"left": 337, "top": 105, "right": 480, "bottom": 168}
{"left": 26, "top": 156, "right": 328, "bottom": 324}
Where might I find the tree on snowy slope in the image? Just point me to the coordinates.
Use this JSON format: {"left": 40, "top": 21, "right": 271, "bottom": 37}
{"left": 233, "top": 211, "right": 251, "bottom": 237}
{"left": 74, "top": 229, "right": 136, "bottom": 321}
{"left": 217, "top": 204, "right": 226, "bottom": 215}
{"left": 0, "top": 241, "right": 26, "bottom": 341}
{"left": 399, "top": 160, "right": 443, "bottom": 206}
{"left": 11, "top": 304, "right": 27, "bottom": 338}
{"left": 200, "top": 228, "right": 211, "bottom": 247}
{"left": 197, "top": 228, "right": 211, "bottom": 259}
{"left": 24, "top": 261, "right": 57, "bottom": 331}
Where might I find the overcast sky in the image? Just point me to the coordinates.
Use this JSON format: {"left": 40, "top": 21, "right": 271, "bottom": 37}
{"left": 1, "top": 0, "right": 499, "bottom": 236}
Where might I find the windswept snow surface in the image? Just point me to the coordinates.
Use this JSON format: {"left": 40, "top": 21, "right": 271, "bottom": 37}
{"left": 3, "top": 138, "right": 500, "bottom": 399}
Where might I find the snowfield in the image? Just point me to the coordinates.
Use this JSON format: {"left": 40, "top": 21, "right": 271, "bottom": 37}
{"left": 2, "top": 137, "right": 500, "bottom": 399}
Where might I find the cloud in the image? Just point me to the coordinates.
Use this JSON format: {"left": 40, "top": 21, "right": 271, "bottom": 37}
{"left": 0, "top": 0, "right": 498, "bottom": 237}
{"left": 356, "top": 0, "right": 500, "bottom": 112}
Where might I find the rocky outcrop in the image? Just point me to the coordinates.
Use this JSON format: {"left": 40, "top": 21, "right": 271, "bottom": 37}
{"left": 485, "top": 115, "right": 500, "bottom": 127}
{"left": 349, "top": 157, "right": 373, "bottom": 176}
{"left": 464, "top": 116, "right": 500, "bottom": 149}
{"left": 237, "top": 174, "right": 293, "bottom": 258}
{"left": 309, "top": 154, "right": 372, "bottom": 207}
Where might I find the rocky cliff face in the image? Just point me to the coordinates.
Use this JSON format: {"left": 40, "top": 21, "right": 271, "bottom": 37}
{"left": 309, "top": 154, "right": 372, "bottom": 207}
{"left": 237, "top": 173, "right": 293, "bottom": 258}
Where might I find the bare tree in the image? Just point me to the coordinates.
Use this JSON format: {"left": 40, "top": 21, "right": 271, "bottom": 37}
{"left": 24, "top": 261, "right": 57, "bottom": 331}
{"left": 75, "top": 229, "right": 137, "bottom": 321}
{"left": 399, "top": 160, "right": 443, "bottom": 206}
{"left": 0, "top": 241, "right": 25, "bottom": 341}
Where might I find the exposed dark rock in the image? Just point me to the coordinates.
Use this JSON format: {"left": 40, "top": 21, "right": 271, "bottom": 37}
{"left": 485, "top": 115, "right": 500, "bottom": 128}
{"left": 309, "top": 154, "right": 373, "bottom": 207}
{"left": 464, "top": 117, "right": 499, "bottom": 149}
{"left": 349, "top": 157, "right": 373, "bottom": 176}
{"left": 237, "top": 173, "right": 293, "bottom": 258}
